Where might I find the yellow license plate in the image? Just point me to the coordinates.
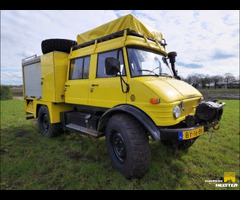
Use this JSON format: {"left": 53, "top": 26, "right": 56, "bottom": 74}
{"left": 179, "top": 126, "right": 204, "bottom": 140}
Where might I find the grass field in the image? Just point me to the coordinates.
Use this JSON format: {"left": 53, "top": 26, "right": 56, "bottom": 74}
{"left": 0, "top": 99, "right": 239, "bottom": 190}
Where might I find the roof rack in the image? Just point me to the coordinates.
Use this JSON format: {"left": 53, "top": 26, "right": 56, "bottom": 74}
{"left": 72, "top": 29, "right": 167, "bottom": 51}
{"left": 22, "top": 54, "right": 40, "bottom": 66}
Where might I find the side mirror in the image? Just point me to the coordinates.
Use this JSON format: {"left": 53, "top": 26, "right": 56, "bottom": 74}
{"left": 105, "top": 57, "right": 120, "bottom": 75}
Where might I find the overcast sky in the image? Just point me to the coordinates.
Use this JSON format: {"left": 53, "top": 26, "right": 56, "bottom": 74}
{"left": 1, "top": 10, "right": 239, "bottom": 85}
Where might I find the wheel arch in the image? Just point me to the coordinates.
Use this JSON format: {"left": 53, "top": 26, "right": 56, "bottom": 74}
{"left": 34, "top": 102, "right": 73, "bottom": 124}
{"left": 36, "top": 103, "right": 43, "bottom": 118}
{"left": 35, "top": 103, "right": 50, "bottom": 119}
{"left": 98, "top": 104, "right": 160, "bottom": 141}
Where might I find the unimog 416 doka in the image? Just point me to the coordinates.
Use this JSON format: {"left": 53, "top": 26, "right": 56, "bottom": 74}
{"left": 22, "top": 14, "right": 225, "bottom": 178}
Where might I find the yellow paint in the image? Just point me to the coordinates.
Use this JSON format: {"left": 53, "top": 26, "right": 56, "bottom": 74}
{"left": 77, "top": 14, "right": 163, "bottom": 45}
{"left": 32, "top": 100, "right": 73, "bottom": 123}
{"left": 224, "top": 172, "right": 236, "bottom": 182}
{"left": 125, "top": 76, "right": 201, "bottom": 126}
{"left": 23, "top": 14, "right": 204, "bottom": 127}
{"left": 26, "top": 100, "right": 34, "bottom": 113}
{"left": 41, "top": 52, "right": 69, "bottom": 103}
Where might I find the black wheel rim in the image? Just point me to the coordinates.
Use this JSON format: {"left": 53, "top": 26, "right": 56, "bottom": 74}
{"left": 41, "top": 114, "right": 49, "bottom": 132}
{"left": 111, "top": 130, "right": 126, "bottom": 164}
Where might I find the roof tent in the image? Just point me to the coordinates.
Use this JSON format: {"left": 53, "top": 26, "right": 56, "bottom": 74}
{"left": 76, "top": 14, "right": 163, "bottom": 45}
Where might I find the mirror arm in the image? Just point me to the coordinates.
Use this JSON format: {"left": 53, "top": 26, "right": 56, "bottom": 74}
{"left": 119, "top": 72, "right": 129, "bottom": 93}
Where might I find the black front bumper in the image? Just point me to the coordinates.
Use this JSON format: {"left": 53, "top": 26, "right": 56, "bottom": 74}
{"left": 159, "top": 123, "right": 213, "bottom": 141}
{"left": 158, "top": 101, "right": 226, "bottom": 141}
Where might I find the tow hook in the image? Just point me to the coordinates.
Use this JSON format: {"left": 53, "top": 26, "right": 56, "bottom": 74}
{"left": 213, "top": 120, "right": 220, "bottom": 130}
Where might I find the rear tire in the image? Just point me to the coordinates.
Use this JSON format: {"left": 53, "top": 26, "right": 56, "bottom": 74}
{"left": 37, "top": 106, "right": 62, "bottom": 138}
{"left": 41, "top": 38, "right": 77, "bottom": 54}
{"left": 105, "top": 113, "right": 151, "bottom": 178}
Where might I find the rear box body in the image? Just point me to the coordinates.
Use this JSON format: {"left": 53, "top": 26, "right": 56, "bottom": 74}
{"left": 22, "top": 51, "right": 69, "bottom": 103}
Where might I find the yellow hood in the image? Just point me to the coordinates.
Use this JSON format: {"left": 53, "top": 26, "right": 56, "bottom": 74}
{"left": 143, "top": 77, "right": 202, "bottom": 103}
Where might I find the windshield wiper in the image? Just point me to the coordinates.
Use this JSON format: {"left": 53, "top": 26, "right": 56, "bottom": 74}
{"left": 159, "top": 73, "right": 172, "bottom": 77}
{"left": 138, "top": 69, "right": 159, "bottom": 77}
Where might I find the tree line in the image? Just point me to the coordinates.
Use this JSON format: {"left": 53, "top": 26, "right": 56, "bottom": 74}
{"left": 181, "top": 73, "right": 239, "bottom": 89}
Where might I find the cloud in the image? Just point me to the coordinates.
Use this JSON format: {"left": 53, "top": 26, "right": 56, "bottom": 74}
{"left": 1, "top": 10, "right": 118, "bottom": 85}
{"left": 211, "top": 49, "right": 236, "bottom": 60}
{"left": 1, "top": 71, "right": 22, "bottom": 85}
{"left": 1, "top": 10, "right": 239, "bottom": 85}
{"left": 176, "top": 62, "right": 203, "bottom": 69}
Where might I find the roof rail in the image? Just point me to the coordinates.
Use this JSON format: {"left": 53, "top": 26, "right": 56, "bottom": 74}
{"left": 22, "top": 54, "right": 38, "bottom": 62}
{"left": 72, "top": 29, "right": 167, "bottom": 51}
{"left": 22, "top": 54, "right": 40, "bottom": 66}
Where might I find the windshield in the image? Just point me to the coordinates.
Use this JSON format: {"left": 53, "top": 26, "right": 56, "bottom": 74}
{"left": 127, "top": 47, "right": 173, "bottom": 77}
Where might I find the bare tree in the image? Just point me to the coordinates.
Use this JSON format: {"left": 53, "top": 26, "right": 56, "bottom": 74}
{"left": 211, "top": 75, "right": 222, "bottom": 89}
{"left": 184, "top": 75, "right": 193, "bottom": 85}
{"left": 199, "top": 74, "right": 211, "bottom": 89}
{"left": 182, "top": 73, "right": 238, "bottom": 90}
{"left": 191, "top": 74, "right": 201, "bottom": 88}
{"left": 224, "top": 73, "right": 235, "bottom": 89}
{"left": 203, "top": 74, "right": 211, "bottom": 89}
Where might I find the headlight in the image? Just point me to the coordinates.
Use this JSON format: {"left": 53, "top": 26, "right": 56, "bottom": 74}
{"left": 173, "top": 106, "right": 181, "bottom": 119}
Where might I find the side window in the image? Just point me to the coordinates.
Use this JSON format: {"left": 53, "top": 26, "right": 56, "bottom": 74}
{"left": 83, "top": 56, "right": 90, "bottom": 79}
{"left": 97, "top": 49, "right": 125, "bottom": 78}
{"left": 69, "top": 56, "right": 90, "bottom": 80}
{"left": 70, "top": 58, "right": 83, "bottom": 79}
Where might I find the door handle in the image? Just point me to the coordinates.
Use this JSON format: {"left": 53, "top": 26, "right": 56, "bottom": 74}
{"left": 65, "top": 85, "right": 70, "bottom": 87}
{"left": 91, "top": 84, "right": 99, "bottom": 87}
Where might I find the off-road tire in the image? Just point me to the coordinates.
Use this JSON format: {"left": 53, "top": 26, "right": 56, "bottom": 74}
{"left": 37, "top": 106, "right": 62, "bottom": 138}
{"left": 105, "top": 113, "right": 151, "bottom": 178}
{"left": 41, "top": 39, "right": 77, "bottom": 54}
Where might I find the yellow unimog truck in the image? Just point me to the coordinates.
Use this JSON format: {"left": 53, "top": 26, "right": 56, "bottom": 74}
{"left": 22, "top": 14, "right": 225, "bottom": 178}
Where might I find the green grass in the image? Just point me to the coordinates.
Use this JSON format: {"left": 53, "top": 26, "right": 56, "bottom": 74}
{"left": 1, "top": 99, "right": 239, "bottom": 190}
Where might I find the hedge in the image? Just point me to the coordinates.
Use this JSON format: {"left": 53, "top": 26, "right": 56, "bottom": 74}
{"left": 0, "top": 85, "right": 13, "bottom": 100}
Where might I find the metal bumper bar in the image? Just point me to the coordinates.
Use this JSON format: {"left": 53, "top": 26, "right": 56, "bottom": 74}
{"left": 159, "top": 123, "right": 214, "bottom": 141}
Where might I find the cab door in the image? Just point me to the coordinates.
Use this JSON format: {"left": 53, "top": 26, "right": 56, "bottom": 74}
{"left": 89, "top": 49, "right": 127, "bottom": 108}
{"left": 64, "top": 56, "right": 90, "bottom": 105}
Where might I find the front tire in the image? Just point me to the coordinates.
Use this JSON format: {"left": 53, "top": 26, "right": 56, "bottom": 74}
{"left": 105, "top": 114, "right": 151, "bottom": 178}
{"left": 37, "top": 106, "right": 62, "bottom": 138}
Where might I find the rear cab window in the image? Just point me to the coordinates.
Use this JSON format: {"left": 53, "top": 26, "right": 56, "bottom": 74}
{"left": 69, "top": 56, "right": 90, "bottom": 80}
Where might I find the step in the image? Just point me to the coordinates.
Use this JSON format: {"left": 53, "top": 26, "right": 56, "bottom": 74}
{"left": 66, "top": 123, "right": 99, "bottom": 138}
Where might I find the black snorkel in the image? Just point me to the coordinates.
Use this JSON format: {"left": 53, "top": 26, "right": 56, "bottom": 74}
{"left": 168, "top": 51, "right": 181, "bottom": 80}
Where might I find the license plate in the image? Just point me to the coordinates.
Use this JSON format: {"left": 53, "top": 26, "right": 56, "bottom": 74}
{"left": 178, "top": 126, "right": 204, "bottom": 140}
